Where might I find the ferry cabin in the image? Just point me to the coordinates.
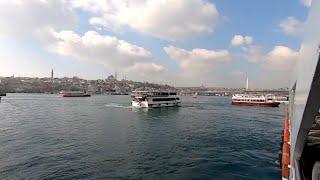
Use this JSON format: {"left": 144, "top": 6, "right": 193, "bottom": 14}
{"left": 131, "top": 91, "right": 181, "bottom": 108}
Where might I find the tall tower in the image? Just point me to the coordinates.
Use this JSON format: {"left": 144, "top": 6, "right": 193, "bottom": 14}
{"left": 122, "top": 72, "right": 127, "bottom": 81}
{"left": 51, "top": 69, "right": 54, "bottom": 94}
{"left": 246, "top": 77, "right": 249, "bottom": 91}
{"left": 115, "top": 70, "right": 118, "bottom": 80}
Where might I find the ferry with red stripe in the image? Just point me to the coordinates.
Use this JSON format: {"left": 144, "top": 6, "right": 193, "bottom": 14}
{"left": 231, "top": 94, "right": 280, "bottom": 107}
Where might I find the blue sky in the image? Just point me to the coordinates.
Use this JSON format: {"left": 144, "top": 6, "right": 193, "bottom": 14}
{"left": 0, "top": 0, "right": 311, "bottom": 88}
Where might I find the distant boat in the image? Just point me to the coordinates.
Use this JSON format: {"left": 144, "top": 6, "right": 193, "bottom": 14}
{"left": 59, "top": 91, "right": 91, "bottom": 97}
{"left": 274, "top": 96, "right": 289, "bottom": 104}
{"left": 131, "top": 91, "right": 181, "bottom": 108}
{"left": 231, "top": 94, "right": 280, "bottom": 107}
{"left": 192, "top": 92, "right": 198, "bottom": 98}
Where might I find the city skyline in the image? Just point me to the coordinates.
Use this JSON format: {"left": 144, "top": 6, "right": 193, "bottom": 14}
{"left": 0, "top": 0, "right": 311, "bottom": 88}
{"left": 0, "top": 69, "right": 289, "bottom": 90}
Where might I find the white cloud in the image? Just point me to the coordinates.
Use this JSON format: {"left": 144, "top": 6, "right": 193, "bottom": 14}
{"left": 164, "top": 45, "right": 231, "bottom": 73}
{"left": 68, "top": 0, "right": 112, "bottom": 13}
{"left": 71, "top": 0, "right": 220, "bottom": 41}
{"left": 231, "top": 35, "right": 253, "bottom": 46}
{"left": 163, "top": 45, "right": 234, "bottom": 86}
{"left": 128, "top": 62, "right": 164, "bottom": 72}
{"left": 245, "top": 45, "right": 299, "bottom": 71}
{"left": 126, "top": 62, "right": 168, "bottom": 82}
{"left": 301, "top": 0, "right": 312, "bottom": 7}
{"left": 44, "top": 29, "right": 161, "bottom": 70}
{"left": 279, "top": 17, "right": 304, "bottom": 36}
{"left": 264, "top": 46, "right": 299, "bottom": 70}
{"left": 244, "top": 36, "right": 253, "bottom": 45}
{"left": 0, "top": 0, "right": 77, "bottom": 37}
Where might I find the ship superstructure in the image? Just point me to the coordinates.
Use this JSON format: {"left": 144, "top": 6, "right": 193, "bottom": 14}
{"left": 131, "top": 91, "right": 181, "bottom": 108}
{"left": 281, "top": 1, "right": 320, "bottom": 179}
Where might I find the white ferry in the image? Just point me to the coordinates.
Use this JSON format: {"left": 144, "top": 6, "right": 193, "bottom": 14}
{"left": 231, "top": 94, "right": 280, "bottom": 107}
{"left": 131, "top": 91, "right": 181, "bottom": 108}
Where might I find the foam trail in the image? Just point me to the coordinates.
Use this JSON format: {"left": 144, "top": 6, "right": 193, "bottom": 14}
{"left": 105, "top": 103, "right": 131, "bottom": 109}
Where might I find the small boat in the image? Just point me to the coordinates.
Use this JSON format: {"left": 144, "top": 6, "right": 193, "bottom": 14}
{"left": 131, "top": 91, "right": 181, "bottom": 108}
{"left": 192, "top": 92, "right": 198, "bottom": 98}
{"left": 231, "top": 94, "right": 280, "bottom": 107}
{"left": 59, "top": 91, "right": 91, "bottom": 97}
{"left": 274, "top": 96, "right": 289, "bottom": 104}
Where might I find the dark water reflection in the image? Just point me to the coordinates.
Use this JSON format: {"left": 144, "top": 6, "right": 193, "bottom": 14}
{"left": 0, "top": 94, "right": 283, "bottom": 179}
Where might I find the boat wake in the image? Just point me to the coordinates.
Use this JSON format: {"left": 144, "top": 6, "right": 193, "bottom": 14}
{"left": 104, "top": 103, "right": 131, "bottom": 109}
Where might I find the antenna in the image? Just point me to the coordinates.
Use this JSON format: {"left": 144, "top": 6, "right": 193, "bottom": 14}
{"left": 115, "top": 70, "right": 118, "bottom": 80}
{"left": 246, "top": 76, "right": 249, "bottom": 91}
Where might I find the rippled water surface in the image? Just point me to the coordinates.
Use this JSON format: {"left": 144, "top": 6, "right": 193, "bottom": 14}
{"left": 0, "top": 94, "right": 284, "bottom": 179}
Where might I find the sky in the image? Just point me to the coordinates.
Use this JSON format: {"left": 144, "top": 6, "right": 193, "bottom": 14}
{"left": 0, "top": 0, "right": 313, "bottom": 88}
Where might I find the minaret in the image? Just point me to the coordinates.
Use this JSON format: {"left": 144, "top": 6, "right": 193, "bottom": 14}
{"left": 246, "top": 77, "right": 249, "bottom": 91}
{"left": 123, "top": 72, "right": 127, "bottom": 81}
{"left": 51, "top": 69, "right": 54, "bottom": 94}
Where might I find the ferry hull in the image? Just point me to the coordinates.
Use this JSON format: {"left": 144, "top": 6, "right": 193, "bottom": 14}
{"left": 132, "top": 101, "right": 180, "bottom": 108}
{"left": 132, "top": 101, "right": 148, "bottom": 108}
{"left": 231, "top": 101, "right": 280, "bottom": 107}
